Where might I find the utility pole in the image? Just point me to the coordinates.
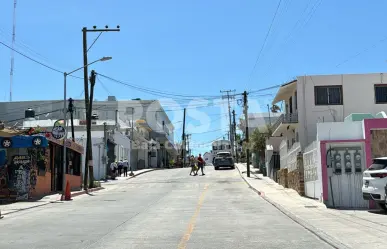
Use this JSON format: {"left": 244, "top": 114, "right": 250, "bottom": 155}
{"left": 232, "top": 109, "right": 238, "bottom": 163}
{"left": 186, "top": 134, "right": 191, "bottom": 158}
{"left": 82, "top": 25, "right": 120, "bottom": 190}
{"left": 68, "top": 98, "right": 75, "bottom": 142}
{"left": 267, "top": 104, "right": 271, "bottom": 126}
{"left": 181, "top": 108, "right": 186, "bottom": 167}
{"left": 221, "top": 90, "right": 235, "bottom": 157}
{"left": 103, "top": 122, "right": 108, "bottom": 179}
{"left": 243, "top": 91, "right": 250, "bottom": 177}
{"left": 130, "top": 107, "right": 134, "bottom": 175}
{"left": 85, "top": 70, "right": 96, "bottom": 188}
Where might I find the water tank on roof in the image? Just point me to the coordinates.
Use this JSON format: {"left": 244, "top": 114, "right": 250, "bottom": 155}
{"left": 25, "top": 108, "right": 35, "bottom": 119}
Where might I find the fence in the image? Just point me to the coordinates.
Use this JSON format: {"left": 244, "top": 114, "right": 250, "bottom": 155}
{"left": 303, "top": 141, "right": 321, "bottom": 199}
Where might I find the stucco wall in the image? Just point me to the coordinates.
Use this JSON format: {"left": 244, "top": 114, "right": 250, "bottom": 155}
{"left": 297, "top": 73, "right": 387, "bottom": 149}
{"left": 317, "top": 122, "right": 363, "bottom": 141}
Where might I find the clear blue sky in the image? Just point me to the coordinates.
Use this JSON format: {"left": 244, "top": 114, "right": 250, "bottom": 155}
{"left": 1, "top": 0, "right": 387, "bottom": 154}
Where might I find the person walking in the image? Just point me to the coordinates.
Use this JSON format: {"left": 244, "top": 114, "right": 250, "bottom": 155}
{"left": 123, "top": 158, "right": 129, "bottom": 177}
{"left": 110, "top": 161, "right": 117, "bottom": 180}
{"left": 189, "top": 155, "right": 197, "bottom": 176}
{"left": 196, "top": 153, "right": 205, "bottom": 176}
{"left": 117, "top": 159, "right": 123, "bottom": 176}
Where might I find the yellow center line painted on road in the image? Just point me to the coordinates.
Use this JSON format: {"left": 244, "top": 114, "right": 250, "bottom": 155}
{"left": 178, "top": 184, "right": 209, "bottom": 249}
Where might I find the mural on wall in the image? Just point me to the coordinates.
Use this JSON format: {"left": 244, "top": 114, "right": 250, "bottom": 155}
{"left": 304, "top": 149, "right": 318, "bottom": 182}
{"left": 370, "top": 129, "right": 387, "bottom": 159}
{"left": 0, "top": 149, "right": 8, "bottom": 192}
{"left": 327, "top": 146, "right": 363, "bottom": 174}
{"left": 8, "top": 155, "right": 31, "bottom": 200}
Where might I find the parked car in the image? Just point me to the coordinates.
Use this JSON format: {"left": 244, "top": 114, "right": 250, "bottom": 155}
{"left": 213, "top": 152, "right": 235, "bottom": 170}
{"left": 362, "top": 157, "right": 387, "bottom": 210}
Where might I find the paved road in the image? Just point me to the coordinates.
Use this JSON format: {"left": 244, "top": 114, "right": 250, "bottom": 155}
{"left": 0, "top": 167, "right": 333, "bottom": 249}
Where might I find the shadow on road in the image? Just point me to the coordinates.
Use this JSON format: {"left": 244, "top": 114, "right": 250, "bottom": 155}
{"left": 368, "top": 209, "right": 387, "bottom": 215}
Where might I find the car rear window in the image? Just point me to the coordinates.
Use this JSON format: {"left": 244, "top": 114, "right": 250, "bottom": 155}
{"left": 369, "top": 161, "right": 387, "bottom": 170}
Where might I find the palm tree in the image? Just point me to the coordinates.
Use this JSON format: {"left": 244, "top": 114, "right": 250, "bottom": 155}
{"left": 270, "top": 104, "right": 281, "bottom": 113}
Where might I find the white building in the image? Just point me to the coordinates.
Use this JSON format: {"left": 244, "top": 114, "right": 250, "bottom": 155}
{"left": 22, "top": 118, "right": 132, "bottom": 180}
{"left": 0, "top": 96, "right": 177, "bottom": 169}
{"left": 269, "top": 72, "right": 387, "bottom": 172}
{"left": 238, "top": 112, "right": 282, "bottom": 135}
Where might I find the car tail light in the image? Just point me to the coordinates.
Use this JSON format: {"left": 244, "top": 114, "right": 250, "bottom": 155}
{"left": 371, "top": 173, "right": 387, "bottom": 178}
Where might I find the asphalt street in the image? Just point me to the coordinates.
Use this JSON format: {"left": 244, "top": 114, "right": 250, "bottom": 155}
{"left": 0, "top": 167, "right": 334, "bottom": 249}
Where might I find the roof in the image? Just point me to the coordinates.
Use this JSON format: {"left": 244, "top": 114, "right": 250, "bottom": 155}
{"left": 344, "top": 113, "right": 375, "bottom": 122}
{"left": 272, "top": 80, "right": 297, "bottom": 104}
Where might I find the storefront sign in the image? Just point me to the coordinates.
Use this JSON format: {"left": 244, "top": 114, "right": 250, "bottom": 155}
{"left": 52, "top": 119, "right": 66, "bottom": 140}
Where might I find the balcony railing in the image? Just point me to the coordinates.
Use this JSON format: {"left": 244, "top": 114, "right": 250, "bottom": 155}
{"left": 271, "top": 112, "right": 298, "bottom": 133}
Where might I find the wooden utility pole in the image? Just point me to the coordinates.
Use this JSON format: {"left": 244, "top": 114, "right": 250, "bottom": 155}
{"left": 82, "top": 25, "right": 120, "bottom": 190}
{"left": 186, "top": 134, "right": 191, "bottom": 158}
{"left": 181, "top": 108, "right": 186, "bottom": 167}
{"left": 68, "top": 98, "right": 75, "bottom": 142}
{"left": 221, "top": 90, "right": 235, "bottom": 157}
{"left": 232, "top": 109, "right": 238, "bottom": 163}
{"left": 87, "top": 70, "right": 96, "bottom": 188}
{"left": 243, "top": 91, "right": 250, "bottom": 177}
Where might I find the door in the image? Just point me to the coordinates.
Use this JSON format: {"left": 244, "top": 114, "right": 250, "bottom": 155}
{"left": 326, "top": 144, "right": 368, "bottom": 209}
{"left": 54, "top": 145, "right": 63, "bottom": 191}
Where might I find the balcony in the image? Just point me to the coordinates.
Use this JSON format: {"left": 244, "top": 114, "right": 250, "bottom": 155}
{"left": 271, "top": 113, "right": 298, "bottom": 136}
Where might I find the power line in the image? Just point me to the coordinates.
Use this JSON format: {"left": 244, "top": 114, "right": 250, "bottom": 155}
{"left": 0, "top": 100, "right": 64, "bottom": 117}
{"left": 0, "top": 40, "right": 83, "bottom": 80}
{"left": 0, "top": 40, "right": 63, "bottom": 74}
{"left": 260, "top": 0, "right": 323, "bottom": 79}
{"left": 97, "top": 73, "right": 223, "bottom": 100}
{"left": 248, "top": 0, "right": 283, "bottom": 83}
{"left": 335, "top": 35, "right": 387, "bottom": 68}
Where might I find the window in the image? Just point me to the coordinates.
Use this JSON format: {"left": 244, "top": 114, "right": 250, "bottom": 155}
{"left": 314, "top": 86, "right": 343, "bottom": 105}
{"left": 374, "top": 85, "right": 387, "bottom": 104}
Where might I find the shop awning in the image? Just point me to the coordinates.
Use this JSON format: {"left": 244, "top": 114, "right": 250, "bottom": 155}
{"left": 0, "top": 128, "right": 24, "bottom": 137}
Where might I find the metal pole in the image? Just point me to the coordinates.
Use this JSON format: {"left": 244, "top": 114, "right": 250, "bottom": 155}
{"left": 131, "top": 108, "right": 134, "bottom": 174}
{"left": 103, "top": 122, "right": 108, "bottom": 179}
{"left": 98, "top": 144, "right": 101, "bottom": 182}
{"left": 244, "top": 91, "right": 250, "bottom": 177}
{"left": 62, "top": 73, "right": 68, "bottom": 195}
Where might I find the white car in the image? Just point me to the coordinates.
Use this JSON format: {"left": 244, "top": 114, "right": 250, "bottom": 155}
{"left": 362, "top": 157, "right": 387, "bottom": 210}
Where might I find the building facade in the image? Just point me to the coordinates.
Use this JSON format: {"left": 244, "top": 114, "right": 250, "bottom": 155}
{"left": 0, "top": 96, "right": 177, "bottom": 170}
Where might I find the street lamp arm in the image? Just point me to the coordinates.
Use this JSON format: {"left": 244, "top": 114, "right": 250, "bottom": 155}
{"left": 67, "top": 57, "right": 112, "bottom": 76}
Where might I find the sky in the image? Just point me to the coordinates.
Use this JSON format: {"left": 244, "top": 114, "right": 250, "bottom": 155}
{"left": 1, "top": 0, "right": 387, "bottom": 155}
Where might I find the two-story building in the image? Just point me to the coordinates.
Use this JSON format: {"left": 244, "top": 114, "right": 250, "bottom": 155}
{"left": 269, "top": 72, "right": 387, "bottom": 175}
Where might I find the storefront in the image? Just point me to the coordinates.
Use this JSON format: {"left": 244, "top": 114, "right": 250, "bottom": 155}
{"left": 46, "top": 134, "right": 83, "bottom": 192}
{"left": 0, "top": 133, "right": 49, "bottom": 200}
{"left": 0, "top": 127, "right": 84, "bottom": 201}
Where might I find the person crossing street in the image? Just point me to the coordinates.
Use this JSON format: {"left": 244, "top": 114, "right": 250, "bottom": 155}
{"left": 196, "top": 153, "right": 205, "bottom": 176}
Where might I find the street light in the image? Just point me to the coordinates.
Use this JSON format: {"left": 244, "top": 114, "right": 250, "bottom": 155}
{"left": 62, "top": 56, "right": 112, "bottom": 198}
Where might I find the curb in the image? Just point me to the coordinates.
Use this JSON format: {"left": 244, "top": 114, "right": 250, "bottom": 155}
{"left": 1, "top": 201, "right": 53, "bottom": 216}
{"left": 235, "top": 165, "right": 350, "bottom": 249}
{"left": 1, "top": 187, "right": 105, "bottom": 218}
{"left": 125, "top": 168, "right": 160, "bottom": 180}
{"left": 71, "top": 187, "right": 105, "bottom": 198}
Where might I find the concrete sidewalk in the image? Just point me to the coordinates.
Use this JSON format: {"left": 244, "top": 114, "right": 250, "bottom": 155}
{"left": 236, "top": 163, "right": 387, "bottom": 249}
{"left": 0, "top": 168, "right": 157, "bottom": 217}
